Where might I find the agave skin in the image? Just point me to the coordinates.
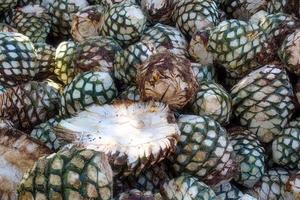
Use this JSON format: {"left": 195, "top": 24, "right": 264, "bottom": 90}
{"left": 117, "top": 189, "right": 162, "bottom": 200}
{"left": 34, "top": 43, "right": 56, "bottom": 80}
{"left": 213, "top": 181, "right": 243, "bottom": 200}
{"left": 55, "top": 101, "right": 180, "bottom": 177}
{"left": 18, "top": 145, "right": 113, "bottom": 200}
{"left": 140, "top": 0, "right": 176, "bottom": 23}
{"left": 0, "top": 120, "right": 50, "bottom": 200}
{"left": 137, "top": 52, "right": 198, "bottom": 109}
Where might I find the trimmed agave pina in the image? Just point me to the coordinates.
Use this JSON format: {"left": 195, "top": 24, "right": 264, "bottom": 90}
{"left": 55, "top": 101, "right": 180, "bottom": 176}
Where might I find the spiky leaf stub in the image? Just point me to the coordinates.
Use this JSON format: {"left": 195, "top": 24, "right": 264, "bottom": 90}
{"left": 60, "top": 71, "right": 117, "bottom": 117}
{"left": 55, "top": 101, "right": 180, "bottom": 177}
{"left": 47, "top": 0, "right": 89, "bottom": 38}
{"left": 231, "top": 65, "right": 295, "bottom": 143}
{"left": 0, "top": 81, "right": 60, "bottom": 132}
{"left": 54, "top": 40, "right": 77, "bottom": 85}
{"left": 140, "top": 23, "right": 188, "bottom": 57}
{"left": 0, "top": 120, "right": 50, "bottom": 200}
{"left": 18, "top": 146, "right": 113, "bottom": 200}
{"left": 189, "top": 81, "right": 232, "bottom": 125}
{"left": 279, "top": 29, "right": 300, "bottom": 76}
{"left": 140, "top": 0, "right": 176, "bottom": 23}
{"left": 213, "top": 182, "right": 243, "bottom": 200}
{"left": 172, "top": 0, "right": 220, "bottom": 38}
{"left": 161, "top": 175, "right": 217, "bottom": 200}
{"left": 251, "top": 169, "right": 292, "bottom": 200}
{"left": 0, "top": 32, "right": 38, "bottom": 87}
{"left": 74, "top": 36, "right": 122, "bottom": 74}
{"left": 137, "top": 52, "right": 198, "bottom": 109}
{"left": 9, "top": 5, "right": 51, "bottom": 43}
{"left": 170, "top": 115, "right": 237, "bottom": 186}
{"left": 102, "top": 2, "right": 147, "bottom": 46}
{"left": 229, "top": 127, "right": 265, "bottom": 188}
{"left": 114, "top": 41, "right": 157, "bottom": 85}
{"left": 71, "top": 5, "right": 107, "bottom": 42}
{"left": 272, "top": 127, "right": 300, "bottom": 169}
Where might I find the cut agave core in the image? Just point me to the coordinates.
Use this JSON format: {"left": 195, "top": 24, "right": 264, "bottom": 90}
{"left": 55, "top": 101, "right": 180, "bottom": 176}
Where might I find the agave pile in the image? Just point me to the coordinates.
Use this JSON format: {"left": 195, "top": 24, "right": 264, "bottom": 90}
{"left": 1, "top": 0, "right": 300, "bottom": 199}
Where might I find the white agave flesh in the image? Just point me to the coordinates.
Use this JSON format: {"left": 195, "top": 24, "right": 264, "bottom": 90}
{"left": 0, "top": 120, "right": 50, "bottom": 200}
{"left": 55, "top": 101, "right": 180, "bottom": 170}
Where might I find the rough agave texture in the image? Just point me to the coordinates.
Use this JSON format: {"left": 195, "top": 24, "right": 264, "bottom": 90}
{"left": 74, "top": 36, "right": 122, "bottom": 74}
{"left": 172, "top": 0, "right": 220, "bottom": 38}
{"left": 102, "top": 2, "right": 147, "bottom": 45}
{"left": 266, "top": 0, "right": 288, "bottom": 14}
{"left": 0, "top": 0, "right": 18, "bottom": 13}
{"left": 251, "top": 169, "right": 293, "bottom": 200}
{"left": 286, "top": 171, "right": 300, "bottom": 199}
{"left": 189, "top": 30, "right": 214, "bottom": 65}
{"left": 71, "top": 5, "right": 107, "bottom": 42}
{"left": 0, "top": 22, "right": 18, "bottom": 32}
{"left": 114, "top": 41, "right": 157, "bottom": 85}
{"left": 213, "top": 181, "right": 243, "bottom": 200}
{"left": 0, "top": 120, "right": 50, "bottom": 200}
{"left": 137, "top": 52, "right": 198, "bottom": 109}
{"left": 117, "top": 189, "right": 162, "bottom": 200}
{"left": 191, "top": 63, "right": 216, "bottom": 83}
{"left": 18, "top": 146, "right": 113, "bottom": 200}
{"left": 289, "top": 117, "right": 300, "bottom": 128}
{"left": 120, "top": 85, "right": 140, "bottom": 102}
{"left": 47, "top": 0, "right": 89, "bottom": 38}
{"left": 34, "top": 42, "right": 56, "bottom": 80}
{"left": 161, "top": 175, "right": 217, "bottom": 200}
{"left": 0, "top": 32, "right": 38, "bottom": 87}
{"left": 123, "top": 162, "right": 171, "bottom": 193}
{"left": 0, "top": 85, "right": 6, "bottom": 95}
{"left": 30, "top": 118, "right": 63, "bottom": 151}
{"left": 229, "top": 128, "right": 265, "bottom": 188}
{"left": 189, "top": 81, "right": 232, "bottom": 125}
{"left": 0, "top": 81, "right": 60, "bottom": 132}
{"left": 272, "top": 126, "right": 300, "bottom": 169}
{"left": 55, "top": 101, "right": 180, "bottom": 177}
{"left": 170, "top": 115, "right": 237, "bottom": 186}
{"left": 60, "top": 71, "right": 117, "bottom": 117}
{"left": 231, "top": 65, "right": 295, "bottom": 143}
{"left": 221, "top": 0, "right": 267, "bottom": 20}
{"left": 140, "top": 0, "right": 176, "bottom": 23}
{"left": 140, "top": 23, "right": 188, "bottom": 57}
{"left": 279, "top": 29, "right": 300, "bottom": 75}
{"left": 9, "top": 5, "right": 51, "bottom": 43}
{"left": 54, "top": 40, "right": 77, "bottom": 85}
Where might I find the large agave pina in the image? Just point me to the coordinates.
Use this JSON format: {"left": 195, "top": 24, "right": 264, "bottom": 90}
{"left": 54, "top": 101, "right": 180, "bottom": 177}
{"left": 0, "top": 119, "right": 50, "bottom": 200}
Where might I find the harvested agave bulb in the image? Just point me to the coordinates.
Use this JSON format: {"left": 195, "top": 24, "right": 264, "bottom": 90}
{"left": 213, "top": 181, "right": 244, "bottom": 200}
{"left": 0, "top": 81, "right": 60, "bottom": 132}
{"left": 251, "top": 169, "right": 293, "bottom": 200}
{"left": 272, "top": 125, "right": 300, "bottom": 169}
{"left": 188, "top": 80, "right": 232, "bottom": 125}
{"left": 161, "top": 175, "right": 217, "bottom": 200}
{"left": 229, "top": 127, "right": 265, "bottom": 188}
{"left": 189, "top": 30, "right": 214, "bottom": 65}
{"left": 279, "top": 29, "right": 300, "bottom": 75}
{"left": 71, "top": 5, "right": 107, "bottom": 42}
{"left": 0, "top": 120, "right": 50, "bottom": 200}
{"left": 0, "top": 32, "right": 38, "bottom": 87}
{"left": 140, "top": 0, "right": 176, "bottom": 23}
{"left": 172, "top": 0, "right": 220, "bottom": 38}
{"left": 47, "top": 0, "right": 89, "bottom": 38}
{"left": 140, "top": 23, "right": 188, "bottom": 57}
{"left": 231, "top": 65, "right": 295, "bottom": 143}
{"left": 74, "top": 36, "right": 122, "bottom": 73}
{"left": 117, "top": 189, "right": 162, "bottom": 200}
{"left": 54, "top": 101, "right": 180, "bottom": 177}
{"left": 8, "top": 5, "right": 51, "bottom": 43}
{"left": 102, "top": 2, "right": 147, "bottom": 45}
{"left": 60, "top": 71, "right": 117, "bottom": 117}
{"left": 114, "top": 41, "right": 157, "bottom": 85}
{"left": 170, "top": 115, "right": 237, "bottom": 186}
{"left": 137, "top": 52, "right": 198, "bottom": 109}
{"left": 34, "top": 43, "right": 56, "bottom": 80}
{"left": 18, "top": 146, "right": 113, "bottom": 200}
{"left": 54, "top": 40, "right": 77, "bottom": 85}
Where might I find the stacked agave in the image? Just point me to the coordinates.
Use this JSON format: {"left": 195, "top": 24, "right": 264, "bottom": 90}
{"left": 2, "top": 0, "right": 300, "bottom": 199}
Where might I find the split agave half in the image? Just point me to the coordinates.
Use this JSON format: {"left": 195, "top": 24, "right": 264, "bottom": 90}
{"left": 55, "top": 101, "right": 180, "bottom": 177}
